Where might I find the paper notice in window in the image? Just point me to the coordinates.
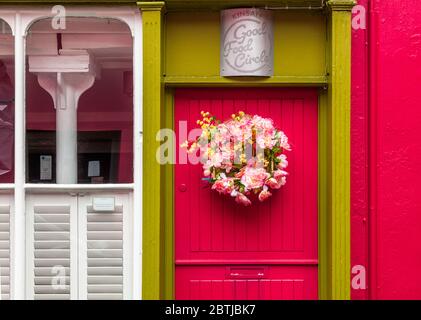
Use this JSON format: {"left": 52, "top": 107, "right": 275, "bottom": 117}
{"left": 88, "top": 160, "right": 100, "bottom": 177}
{"left": 40, "top": 155, "right": 52, "bottom": 180}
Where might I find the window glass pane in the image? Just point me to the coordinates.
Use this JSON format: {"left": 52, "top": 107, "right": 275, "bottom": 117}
{"left": 0, "top": 19, "right": 14, "bottom": 184}
{"left": 26, "top": 17, "right": 133, "bottom": 184}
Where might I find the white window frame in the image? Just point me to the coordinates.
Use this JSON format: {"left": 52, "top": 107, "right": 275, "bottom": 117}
{"left": 0, "top": 5, "right": 143, "bottom": 300}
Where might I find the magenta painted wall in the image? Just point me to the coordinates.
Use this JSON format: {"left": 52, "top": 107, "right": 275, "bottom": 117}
{"left": 351, "top": 0, "right": 369, "bottom": 300}
{"left": 352, "top": 0, "right": 421, "bottom": 299}
{"left": 369, "top": 0, "right": 421, "bottom": 299}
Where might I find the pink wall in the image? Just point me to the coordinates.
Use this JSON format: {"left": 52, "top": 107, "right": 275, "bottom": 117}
{"left": 351, "top": 0, "right": 369, "bottom": 300}
{"left": 352, "top": 0, "right": 421, "bottom": 299}
{"left": 369, "top": 0, "right": 421, "bottom": 299}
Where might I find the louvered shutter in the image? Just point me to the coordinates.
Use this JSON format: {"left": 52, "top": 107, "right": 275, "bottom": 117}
{"left": 79, "top": 193, "right": 131, "bottom": 300}
{"left": 0, "top": 195, "right": 12, "bottom": 300}
{"left": 27, "top": 193, "right": 131, "bottom": 300}
{"left": 27, "top": 194, "right": 78, "bottom": 300}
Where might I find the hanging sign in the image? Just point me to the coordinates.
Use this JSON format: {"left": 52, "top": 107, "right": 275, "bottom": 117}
{"left": 221, "top": 8, "right": 274, "bottom": 77}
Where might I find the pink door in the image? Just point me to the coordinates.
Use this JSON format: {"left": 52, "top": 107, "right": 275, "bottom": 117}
{"left": 175, "top": 88, "right": 318, "bottom": 300}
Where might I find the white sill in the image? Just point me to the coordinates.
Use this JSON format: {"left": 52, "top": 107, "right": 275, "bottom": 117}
{"left": 0, "top": 184, "right": 15, "bottom": 191}
{"left": 24, "top": 183, "right": 134, "bottom": 193}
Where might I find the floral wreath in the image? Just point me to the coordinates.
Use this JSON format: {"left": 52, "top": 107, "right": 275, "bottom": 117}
{"left": 181, "top": 111, "right": 291, "bottom": 206}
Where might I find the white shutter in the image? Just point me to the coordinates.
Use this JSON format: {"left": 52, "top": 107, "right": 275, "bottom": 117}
{"left": 79, "top": 193, "right": 131, "bottom": 300}
{"left": 26, "top": 194, "right": 78, "bottom": 300}
{"left": 0, "top": 195, "right": 12, "bottom": 300}
{"left": 26, "top": 192, "right": 132, "bottom": 300}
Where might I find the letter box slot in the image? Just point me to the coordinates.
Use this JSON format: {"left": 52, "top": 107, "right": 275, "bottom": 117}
{"left": 226, "top": 267, "right": 266, "bottom": 279}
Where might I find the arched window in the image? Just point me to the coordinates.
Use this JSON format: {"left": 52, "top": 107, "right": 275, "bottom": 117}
{"left": 26, "top": 17, "right": 134, "bottom": 184}
{"left": 0, "top": 18, "right": 14, "bottom": 301}
{"left": 0, "top": 7, "right": 142, "bottom": 300}
{"left": 0, "top": 18, "right": 14, "bottom": 184}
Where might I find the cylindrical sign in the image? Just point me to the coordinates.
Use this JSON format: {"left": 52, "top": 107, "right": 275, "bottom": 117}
{"left": 221, "top": 8, "right": 274, "bottom": 77}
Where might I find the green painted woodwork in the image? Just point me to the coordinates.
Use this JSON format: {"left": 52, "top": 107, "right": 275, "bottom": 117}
{"left": 163, "top": 90, "right": 175, "bottom": 300}
{"left": 318, "top": 89, "right": 330, "bottom": 300}
{"left": 164, "top": 11, "right": 326, "bottom": 78}
{"left": 139, "top": 0, "right": 353, "bottom": 300}
{"left": 164, "top": 75, "right": 327, "bottom": 87}
{"left": 138, "top": 1, "right": 165, "bottom": 300}
{"left": 163, "top": 0, "right": 324, "bottom": 10}
{"left": 324, "top": 0, "right": 354, "bottom": 300}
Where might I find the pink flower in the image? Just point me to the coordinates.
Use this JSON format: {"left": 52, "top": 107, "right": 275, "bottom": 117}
{"left": 277, "top": 131, "right": 291, "bottom": 151}
{"left": 266, "top": 177, "right": 281, "bottom": 189}
{"left": 258, "top": 188, "right": 272, "bottom": 202}
{"left": 273, "top": 169, "right": 288, "bottom": 181}
{"left": 235, "top": 193, "right": 252, "bottom": 206}
{"left": 211, "top": 176, "right": 234, "bottom": 195}
{"left": 252, "top": 115, "right": 275, "bottom": 132}
{"left": 235, "top": 169, "right": 245, "bottom": 179}
{"left": 240, "top": 167, "right": 270, "bottom": 191}
{"left": 273, "top": 170, "right": 288, "bottom": 187}
{"left": 277, "top": 154, "right": 288, "bottom": 169}
{"left": 266, "top": 170, "right": 288, "bottom": 190}
{"left": 208, "top": 152, "right": 223, "bottom": 168}
{"left": 279, "top": 176, "right": 287, "bottom": 186}
{"left": 255, "top": 129, "right": 277, "bottom": 149}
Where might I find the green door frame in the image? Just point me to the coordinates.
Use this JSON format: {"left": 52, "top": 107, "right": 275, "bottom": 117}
{"left": 139, "top": 0, "right": 355, "bottom": 300}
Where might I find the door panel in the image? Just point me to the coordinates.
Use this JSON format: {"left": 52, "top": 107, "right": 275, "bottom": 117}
{"left": 176, "top": 266, "right": 317, "bottom": 300}
{"left": 175, "top": 88, "right": 318, "bottom": 300}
